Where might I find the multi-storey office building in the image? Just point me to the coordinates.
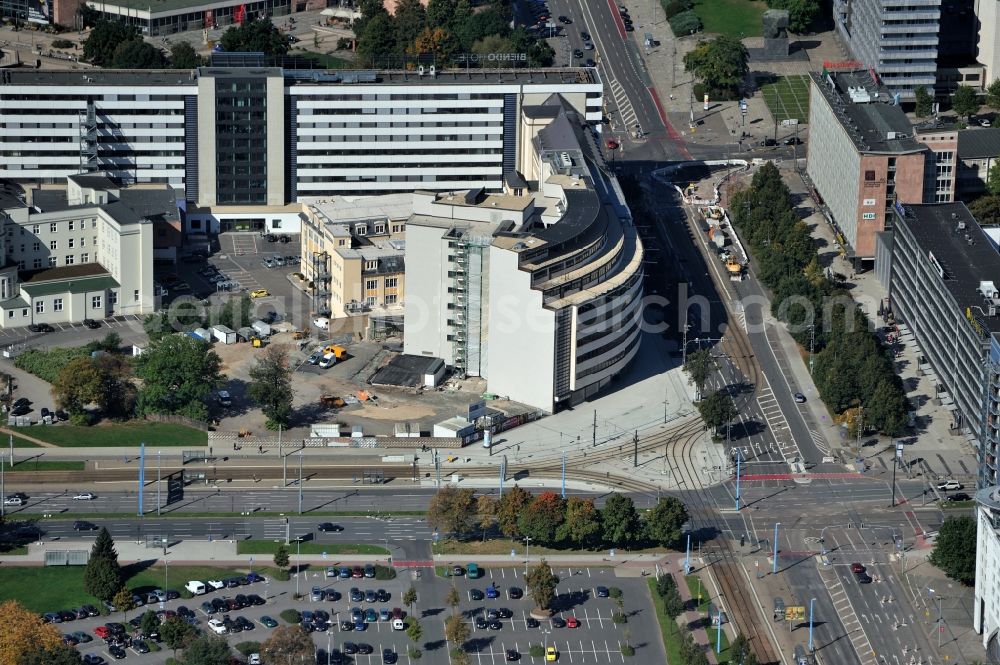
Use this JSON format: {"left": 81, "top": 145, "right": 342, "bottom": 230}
{"left": 975, "top": 483, "right": 1000, "bottom": 659}
{"left": 886, "top": 202, "right": 1000, "bottom": 487}
{"left": 0, "top": 66, "right": 604, "bottom": 230}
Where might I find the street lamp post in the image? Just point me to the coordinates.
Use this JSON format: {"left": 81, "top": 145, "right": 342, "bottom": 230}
{"left": 156, "top": 451, "right": 161, "bottom": 516}
{"left": 524, "top": 536, "right": 532, "bottom": 576}
{"left": 734, "top": 448, "right": 742, "bottom": 511}
{"left": 808, "top": 597, "right": 815, "bottom": 652}
{"left": 294, "top": 538, "right": 302, "bottom": 597}
{"left": 298, "top": 450, "right": 304, "bottom": 515}
{"left": 772, "top": 522, "right": 781, "bottom": 574}
{"left": 684, "top": 534, "right": 691, "bottom": 573}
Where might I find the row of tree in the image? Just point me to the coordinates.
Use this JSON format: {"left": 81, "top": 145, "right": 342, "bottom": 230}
{"left": 51, "top": 325, "right": 293, "bottom": 428}
{"left": 427, "top": 486, "right": 690, "bottom": 550}
{"left": 354, "top": 0, "right": 553, "bottom": 67}
{"left": 729, "top": 163, "right": 909, "bottom": 435}
{"left": 82, "top": 21, "right": 204, "bottom": 68}
{"left": 684, "top": 36, "right": 749, "bottom": 100}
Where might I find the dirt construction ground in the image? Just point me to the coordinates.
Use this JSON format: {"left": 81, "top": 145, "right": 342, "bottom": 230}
{"left": 210, "top": 329, "right": 509, "bottom": 438}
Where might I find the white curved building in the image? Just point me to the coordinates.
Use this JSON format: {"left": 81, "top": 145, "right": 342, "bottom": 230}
{"left": 404, "top": 97, "right": 644, "bottom": 412}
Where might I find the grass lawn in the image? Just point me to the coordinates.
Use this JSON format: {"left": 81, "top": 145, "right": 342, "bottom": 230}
{"left": 237, "top": 540, "right": 387, "bottom": 556}
{"left": 7, "top": 435, "right": 40, "bottom": 448}
{"left": 691, "top": 0, "right": 766, "bottom": 38}
{"left": 760, "top": 74, "right": 811, "bottom": 123}
{"left": 0, "top": 563, "right": 278, "bottom": 613}
{"left": 1, "top": 459, "right": 84, "bottom": 471}
{"left": 11, "top": 422, "right": 208, "bottom": 447}
{"left": 684, "top": 575, "right": 731, "bottom": 659}
{"left": 647, "top": 578, "right": 686, "bottom": 664}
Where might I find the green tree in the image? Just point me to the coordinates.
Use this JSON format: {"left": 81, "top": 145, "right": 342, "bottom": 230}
{"left": 914, "top": 86, "right": 934, "bottom": 118}
{"left": 179, "top": 635, "right": 233, "bottom": 665}
{"left": 51, "top": 357, "right": 102, "bottom": 416}
{"left": 426, "top": 485, "right": 477, "bottom": 538}
{"left": 139, "top": 610, "right": 160, "bottom": 639}
{"left": 143, "top": 312, "right": 173, "bottom": 342}
{"left": 111, "top": 39, "right": 166, "bottom": 68}
{"left": 402, "top": 585, "right": 418, "bottom": 614}
{"left": 273, "top": 544, "right": 289, "bottom": 569}
{"left": 864, "top": 378, "right": 908, "bottom": 437}
{"left": 645, "top": 497, "right": 689, "bottom": 549}
{"left": 98, "top": 331, "right": 122, "bottom": 352}
{"left": 683, "top": 348, "right": 716, "bottom": 396}
{"left": 556, "top": 496, "right": 602, "bottom": 547}
{"left": 509, "top": 26, "right": 554, "bottom": 67}
{"left": 455, "top": 8, "right": 510, "bottom": 49}
{"left": 405, "top": 616, "right": 423, "bottom": 642}
{"left": 259, "top": 626, "right": 314, "bottom": 663}
{"left": 929, "top": 515, "right": 976, "bottom": 585}
{"left": 601, "top": 493, "right": 642, "bottom": 547}
{"left": 696, "top": 390, "right": 737, "bottom": 434}
{"left": 517, "top": 491, "right": 566, "bottom": 546}
{"left": 170, "top": 41, "right": 203, "bottom": 68}
{"left": 219, "top": 293, "right": 253, "bottom": 331}
{"left": 683, "top": 35, "right": 749, "bottom": 98}
{"left": 495, "top": 485, "right": 532, "bottom": 538}
{"left": 134, "top": 334, "right": 222, "bottom": 421}
{"left": 988, "top": 78, "right": 1000, "bottom": 109}
{"left": 426, "top": 0, "right": 457, "bottom": 28}
{"left": 219, "top": 18, "right": 289, "bottom": 55}
{"left": 971, "top": 195, "right": 1000, "bottom": 224}
{"left": 84, "top": 527, "right": 124, "bottom": 602}
{"left": 729, "top": 635, "right": 760, "bottom": 665}
{"left": 988, "top": 163, "right": 1000, "bottom": 196}
{"left": 83, "top": 20, "right": 140, "bottom": 66}
{"left": 952, "top": 84, "right": 980, "bottom": 120}
{"left": 525, "top": 558, "right": 559, "bottom": 612}
{"left": 112, "top": 587, "right": 135, "bottom": 621}
{"left": 668, "top": 10, "right": 702, "bottom": 35}
{"left": 766, "top": 0, "right": 819, "bottom": 32}
{"left": 656, "top": 574, "right": 685, "bottom": 620}
{"left": 16, "top": 643, "right": 83, "bottom": 665}
{"left": 357, "top": 13, "right": 398, "bottom": 63}
{"left": 444, "top": 614, "right": 470, "bottom": 645}
{"left": 160, "top": 616, "right": 198, "bottom": 656}
{"left": 444, "top": 585, "right": 461, "bottom": 613}
{"left": 247, "top": 345, "right": 294, "bottom": 429}
{"left": 394, "top": 0, "right": 427, "bottom": 51}
{"left": 93, "top": 353, "right": 137, "bottom": 420}
{"left": 476, "top": 494, "right": 495, "bottom": 540}
{"left": 471, "top": 34, "right": 515, "bottom": 67}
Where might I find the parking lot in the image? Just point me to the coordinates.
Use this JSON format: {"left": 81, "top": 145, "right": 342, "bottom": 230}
{"left": 48, "top": 563, "right": 663, "bottom": 665}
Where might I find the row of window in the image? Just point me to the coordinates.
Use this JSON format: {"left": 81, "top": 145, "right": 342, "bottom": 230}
{"left": 30, "top": 292, "right": 109, "bottom": 315}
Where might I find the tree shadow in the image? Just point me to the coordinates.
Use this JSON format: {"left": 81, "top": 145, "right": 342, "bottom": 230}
{"left": 121, "top": 559, "right": 160, "bottom": 587}
{"left": 552, "top": 590, "right": 590, "bottom": 612}
{"left": 464, "top": 636, "right": 496, "bottom": 653}
{"left": 421, "top": 608, "right": 444, "bottom": 618}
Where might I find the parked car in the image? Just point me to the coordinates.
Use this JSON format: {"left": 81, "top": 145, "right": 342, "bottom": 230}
{"left": 595, "top": 586, "right": 609, "bottom": 598}
{"left": 947, "top": 492, "right": 972, "bottom": 501}
{"left": 27, "top": 323, "right": 53, "bottom": 333}
{"left": 794, "top": 392, "right": 806, "bottom": 403}
{"left": 82, "top": 319, "right": 101, "bottom": 329}
{"left": 761, "top": 137, "right": 778, "bottom": 147}
{"left": 260, "top": 616, "right": 278, "bottom": 628}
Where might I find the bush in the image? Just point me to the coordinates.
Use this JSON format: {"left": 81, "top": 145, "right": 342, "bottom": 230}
{"left": 147, "top": 642, "right": 161, "bottom": 652}
{"left": 272, "top": 568, "right": 290, "bottom": 582}
{"left": 52, "top": 38, "right": 74, "bottom": 48}
{"left": 374, "top": 564, "right": 396, "bottom": 580}
{"left": 621, "top": 644, "right": 635, "bottom": 657}
{"left": 612, "top": 612, "right": 628, "bottom": 624}
{"left": 179, "top": 588, "right": 193, "bottom": 599}
{"left": 408, "top": 647, "right": 423, "bottom": 659}
{"left": 14, "top": 345, "right": 96, "bottom": 383}
{"left": 669, "top": 10, "right": 702, "bottom": 36}
{"left": 529, "top": 645, "right": 545, "bottom": 658}
{"left": 70, "top": 412, "right": 93, "bottom": 427}
{"left": 660, "top": 0, "right": 692, "bottom": 18}
{"left": 609, "top": 587, "right": 623, "bottom": 599}
{"left": 165, "top": 659, "right": 181, "bottom": 665}
{"left": 235, "top": 641, "right": 261, "bottom": 656}
{"left": 336, "top": 37, "right": 352, "bottom": 50}
{"left": 279, "top": 609, "right": 301, "bottom": 624}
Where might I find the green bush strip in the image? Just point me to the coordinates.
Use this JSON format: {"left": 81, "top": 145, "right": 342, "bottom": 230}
{"left": 236, "top": 540, "right": 388, "bottom": 555}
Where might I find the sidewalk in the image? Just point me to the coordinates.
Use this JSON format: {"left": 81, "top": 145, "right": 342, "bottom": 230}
{"left": 673, "top": 568, "right": 720, "bottom": 665}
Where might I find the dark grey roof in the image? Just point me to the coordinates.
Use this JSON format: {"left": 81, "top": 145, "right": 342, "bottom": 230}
{"left": 199, "top": 67, "right": 283, "bottom": 78}
{"left": 370, "top": 354, "right": 444, "bottom": 387}
{"left": 897, "top": 202, "right": 1000, "bottom": 333}
{"left": 810, "top": 71, "right": 921, "bottom": 154}
{"left": 958, "top": 128, "right": 1000, "bottom": 159}
{"left": 117, "top": 189, "right": 180, "bottom": 224}
{"left": 536, "top": 111, "right": 580, "bottom": 153}
{"left": 2, "top": 70, "right": 197, "bottom": 86}
{"left": 505, "top": 171, "right": 528, "bottom": 189}
{"left": 30, "top": 189, "right": 77, "bottom": 212}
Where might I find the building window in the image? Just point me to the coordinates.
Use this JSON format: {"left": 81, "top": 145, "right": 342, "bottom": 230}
{"left": 21, "top": 308, "right": 27, "bottom": 318}
{"left": 80, "top": 237, "right": 85, "bottom": 247}
{"left": 81, "top": 253, "right": 89, "bottom": 263}
{"left": 365, "top": 279, "right": 378, "bottom": 291}
{"left": 49, "top": 223, "right": 57, "bottom": 233}
{"left": 68, "top": 238, "right": 74, "bottom": 249}
{"left": 374, "top": 224, "right": 386, "bottom": 235}
{"left": 91, "top": 295, "right": 102, "bottom": 309}
{"left": 48, "top": 257, "right": 56, "bottom": 267}
{"left": 133, "top": 289, "right": 139, "bottom": 302}
{"left": 365, "top": 260, "right": 378, "bottom": 270}
{"left": 6, "top": 311, "right": 11, "bottom": 319}
{"left": 53, "top": 298, "right": 63, "bottom": 312}
{"left": 17, "top": 261, "right": 23, "bottom": 270}
{"left": 49, "top": 240, "right": 57, "bottom": 250}
{"left": 35, "top": 301, "right": 43, "bottom": 314}
{"left": 392, "top": 224, "right": 403, "bottom": 233}
{"left": 32, "top": 242, "right": 40, "bottom": 252}
{"left": 355, "top": 225, "right": 367, "bottom": 236}
{"left": 365, "top": 296, "right": 377, "bottom": 306}
{"left": 31, "top": 257, "right": 41, "bottom": 269}
{"left": 385, "top": 294, "right": 397, "bottom": 304}
{"left": 109, "top": 290, "right": 118, "bottom": 305}
{"left": 863, "top": 198, "right": 876, "bottom": 206}
{"left": 66, "top": 255, "right": 75, "bottom": 265}
{"left": 865, "top": 170, "right": 876, "bottom": 181}
{"left": 31, "top": 225, "right": 39, "bottom": 234}
{"left": 385, "top": 277, "right": 398, "bottom": 289}
{"left": 272, "top": 219, "right": 282, "bottom": 229}
{"left": 68, "top": 221, "right": 74, "bottom": 231}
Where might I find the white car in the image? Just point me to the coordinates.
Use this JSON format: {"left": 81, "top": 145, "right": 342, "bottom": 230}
{"left": 207, "top": 579, "right": 226, "bottom": 591}
{"left": 392, "top": 618, "right": 405, "bottom": 631}
{"left": 3, "top": 496, "right": 23, "bottom": 506}
{"left": 249, "top": 655, "right": 261, "bottom": 665}
{"left": 982, "top": 118, "right": 992, "bottom": 127}
{"left": 185, "top": 580, "right": 206, "bottom": 595}
{"left": 73, "top": 492, "right": 95, "bottom": 501}
{"left": 313, "top": 317, "right": 330, "bottom": 330}
{"left": 207, "top": 618, "right": 227, "bottom": 635}
{"left": 318, "top": 353, "right": 336, "bottom": 369}
{"left": 937, "top": 480, "right": 963, "bottom": 491}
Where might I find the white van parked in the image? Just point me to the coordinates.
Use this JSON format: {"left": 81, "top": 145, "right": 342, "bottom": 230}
{"left": 184, "top": 580, "right": 207, "bottom": 595}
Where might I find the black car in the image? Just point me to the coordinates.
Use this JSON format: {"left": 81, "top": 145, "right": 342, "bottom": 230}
{"left": 223, "top": 577, "right": 241, "bottom": 588}
{"left": 558, "top": 15, "right": 571, "bottom": 23}
{"left": 343, "top": 642, "right": 358, "bottom": 655}
{"left": 761, "top": 137, "right": 778, "bottom": 147}
{"left": 317, "top": 522, "right": 344, "bottom": 532}
{"left": 584, "top": 58, "right": 596, "bottom": 67}
{"left": 572, "top": 48, "right": 583, "bottom": 59}
{"left": 328, "top": 650, "right": 344, "bottom": 665}
{"left": 475, "top": 616, "right": 488, "bottom": 630}
{"left": 10, "top": 404, "right": 29, "bottom": 416}
{"left": 376, "top": 589, "right": 389, "bottom": 603}
{"left": 350, "top": 588, "right": 363, "bottom": 603}
{"left": 12, "top": 397, "right": 29, "bottom": 408}
{"left": 82, "top": 605, "right": 99, "bottom": 617}
{"left": 58, "top": 610, "right": 75, "bottom": 622}
{"left": 784, "top": 137, "right": 803, "bottom": 146}
{"left": 383, "top": 648, "right": 398, "bottom": 664}
{"left": 74, "top": 519, "right": 99, "bottom": 531}
{"left": 177, "top": 606, "right": 195, "bottom": 620}
{"left": 506, "top": 649, "right": 520, "bottom": 661}
{"left": 108, "top": 645, "right": 126, "bottom": 660}
{"left": 497, "top": 608, "right": 513, "bottom": 619}
{"left": 340, "top": 621, "right": 354, "bottom": 632}
{"left": 551, "top": 617, "right": 566, "bottom": 628}
{"left": 55, "top": 409, "right": 68, "bottom": 421}
{"left": 947, "top": 492, "right": 972, "bottom": 501}
{"left": 235, "top": 616, "right": 254, "bottom": 631}
{"left": 246, "top": 594, "right": 265, "bottom": 606}
{"left": 133, "top": 640, "right": 150, "bottom": 654}
{"left": 624, "top": 23, "right": 634, "bottom": 30}
{"left": 27, "top": 323, "right": 53, "bottom": 333}
{"left": 488, "top": 620, "right": 502, "bottom": 630}
{"left": 580, "top": 30, "right": 590, "bottom": 40}
{"left": 470, "top": 589, "right": 485, "bottom": 601}
{"left": 855, "top": 572, "right": 873, "bottom": 584}
{"left": 82, "top": 319, "right": 101, "bottom": 329}
{"left": 526, "top": 617, "right": 540, "bottom": 628}
{"left": 595, "top": 586, "right": 609, "bottom": 598}
{"left": 364, "top": 590, "right": 377, "bottom": 603}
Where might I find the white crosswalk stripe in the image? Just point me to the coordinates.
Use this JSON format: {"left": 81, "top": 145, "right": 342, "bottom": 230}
{"left": 608, "top": 78, "right": 638, "bottom": 130}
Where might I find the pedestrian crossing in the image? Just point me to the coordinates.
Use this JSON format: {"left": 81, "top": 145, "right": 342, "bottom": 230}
{"left": 756, "top": 380, "right": 801, "bottom": 462}
{"left": 819, "top": 565, "right": 878, "bottom": 665}
{"left": 608, "top": 78, "right": 639, "bottom": 135}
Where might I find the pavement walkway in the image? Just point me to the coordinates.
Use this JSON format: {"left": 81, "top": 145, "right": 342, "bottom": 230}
{"left": 673, "top": 568, "right": 720, "bottom": 665}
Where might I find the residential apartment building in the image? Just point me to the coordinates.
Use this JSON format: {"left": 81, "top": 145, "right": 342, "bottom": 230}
{"left": 915, "top": 127, "right": 958, "bottom": 202}
{"left": 807, "top": 71, "right": 925, "bottom": 266}
{"left": 0, "top": 174, "right": 162, "bottom": 328}
{"left": 956, "top": 128, "right": 1000, "bottom": 199}
{"left": 300, "top": 194, "right": 410, "bottom": 318}
{"left": 404, "top": 97, "right": 644, "bottom": 412}
{"left": 975, "top": 482, "right": 1000, "bottom": 660}
{"left": 884, "top": 202, "right": 1000, "bottom": 488}
{"left": 0, "top": 66, "right": 603, "bottom": 230}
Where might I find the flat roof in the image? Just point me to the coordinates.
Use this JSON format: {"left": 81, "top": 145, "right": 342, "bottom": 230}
{"left": 289, "top": 68, "right": 599, "bottom": 87}
{"left": 370, "top": 353, "right": 443, "bottom": 387}
{"left": 21, "top": 274, "right": 119, "bottom": 297}
{"left": 897, "top": 202, "right": 1000, "bottom": 333}
{"left": 2, "top": 69, "right": 198, "bottom": 87}
{"left": 308, "top": 193, "right": 414, "bottom": 226}
{"left": 958, "top": 127, "right": 1000, "bottom": 159}
{"left": 810, "top": 71, "right": 922, "bottom": 154}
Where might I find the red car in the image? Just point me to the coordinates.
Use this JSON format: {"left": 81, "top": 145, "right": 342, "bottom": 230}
{"left": 606, "top": 139, "right": 620, "bottom": 150}
{"left": 93, "top": 626, "right": 110, "bottom": 639}
{"left": 566, "top": 616, "right": 580, "bottom": 628}
{"left": 850, "top": 563, "right": 866, "bottom": 574}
